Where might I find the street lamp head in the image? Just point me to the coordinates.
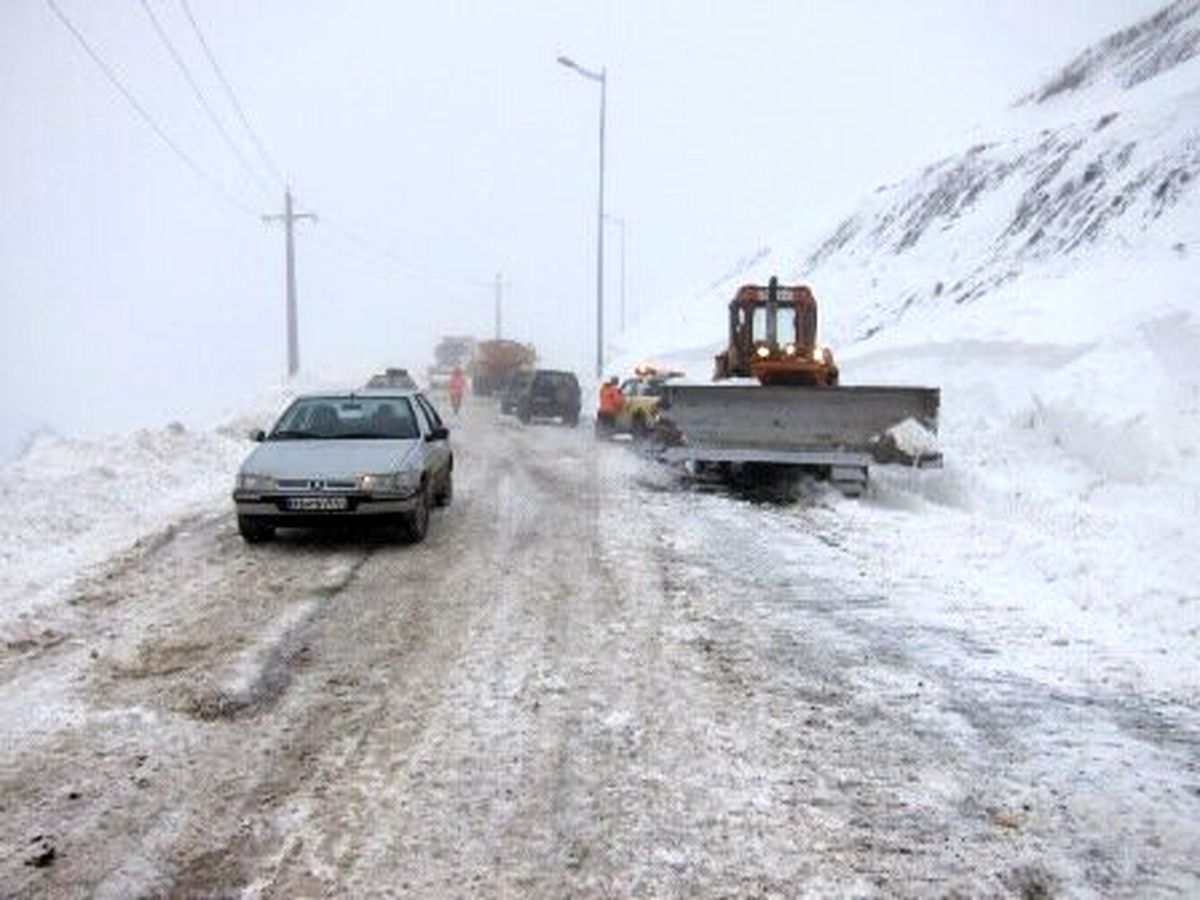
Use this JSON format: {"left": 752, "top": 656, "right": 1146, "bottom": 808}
{"left": 557, "top": 54, "right": 604, "bottom": 83}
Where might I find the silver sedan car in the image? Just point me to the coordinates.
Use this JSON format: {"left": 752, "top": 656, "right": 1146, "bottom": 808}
{"left": 232, "top": 389, "right": 453, "bottom": 543}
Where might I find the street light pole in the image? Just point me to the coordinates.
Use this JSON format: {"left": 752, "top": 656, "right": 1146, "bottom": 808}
{"left": 605, "top": 214, "right": 626, "bottom": 332}
{"left": 558, "top": 55, "right": 606, "bottom": 379}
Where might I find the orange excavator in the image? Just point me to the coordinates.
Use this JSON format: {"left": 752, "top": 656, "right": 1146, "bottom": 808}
{"left": 714, "top": 278, "right": 838, "bottom": 385}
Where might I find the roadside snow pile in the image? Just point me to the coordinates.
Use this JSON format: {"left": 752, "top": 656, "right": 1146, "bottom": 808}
{"left": 0, "top": 425, "right": 249, "bottom": 636}
{"left": 0, "top": 371, "right": 365, "bottom": 639}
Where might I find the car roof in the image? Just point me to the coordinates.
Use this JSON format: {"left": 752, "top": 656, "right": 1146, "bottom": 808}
{"left": 293, "top": 388, "right": 424, "bottom": 400}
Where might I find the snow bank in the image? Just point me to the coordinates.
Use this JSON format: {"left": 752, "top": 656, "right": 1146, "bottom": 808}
{"left": 0, "top": 373, "right": 340, "bottom": 640}
{"left": 0, "top": 425, "right": 248, "bottom": 637}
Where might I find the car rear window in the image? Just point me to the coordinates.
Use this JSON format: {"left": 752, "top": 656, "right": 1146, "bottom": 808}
{"left": 536, "top": 372, "right": 578, "bottom": 389}
{"left": 270, "top": 397, "right": 420, "bottom": 440}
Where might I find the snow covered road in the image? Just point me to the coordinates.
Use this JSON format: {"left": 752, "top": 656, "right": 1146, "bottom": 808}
{"left": 2, "top": 402, "right": 1197, "bottom": 897}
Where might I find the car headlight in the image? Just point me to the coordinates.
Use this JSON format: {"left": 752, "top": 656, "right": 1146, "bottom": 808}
{"left": 755, "top": 345, "right": 771, "bottom": 359}
{"left": 812, "top": 346, "right": 825, "bottom": 362}
{"left": 236, "top": 472, "right": 276, "bottom": 492}
{"left": 783, "top": 343, "right": 796, "bottom": 356}
{"left": 359, "top": 471, "right": 419, "bottom": 495}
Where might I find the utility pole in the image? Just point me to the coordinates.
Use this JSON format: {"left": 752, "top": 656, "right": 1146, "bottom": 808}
{"left": 494, "top": 272, "right": 503, "bottom": 339}
{"left": 262, "top": 188, "right": 315, "bottom": 377}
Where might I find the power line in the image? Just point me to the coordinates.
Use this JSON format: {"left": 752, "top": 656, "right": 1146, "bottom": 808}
{"left": 168, "top": 2, "right": 492, "bottom": 292}
{"left": 179, "top": 0, "right": 286, "bottom": 187}
{"left": 294, "top": 210, "right": 493, "bottom": 289}
{"left": 319, "top": 215, "right": 435, "bottom": 279}
{"left": 137, "top": 0, "right": 273, "bottom": 200}
{"left": 44, "top": 0, "right": 256, "bottom": 215}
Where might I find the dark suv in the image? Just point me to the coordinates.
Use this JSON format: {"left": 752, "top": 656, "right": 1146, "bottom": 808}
{"left": 513, "top": 369, "right": 581, "bottom": 426}
{"left": 500, "top": 370, "right": 535, "bottom": 415}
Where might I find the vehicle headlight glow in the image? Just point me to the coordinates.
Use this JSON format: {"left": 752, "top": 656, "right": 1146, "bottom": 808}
{"left": 812, "top": 346, "right": 825, "bottom": 362}
{"left": 360, "top": 471, "right": 419, "bottom": 495}
{"left": 783, "top": 343, "right": 796, "bottom": 356}
{"left": 236, "top": 473, "right": 276, "bottom": 492}
{"left": 755, "top": 345, "right": 771, "bottom": 359}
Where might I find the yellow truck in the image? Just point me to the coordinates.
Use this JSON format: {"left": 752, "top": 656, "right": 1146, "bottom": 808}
{"left": 597, "top": 365, "right": 686, "bottom": 440}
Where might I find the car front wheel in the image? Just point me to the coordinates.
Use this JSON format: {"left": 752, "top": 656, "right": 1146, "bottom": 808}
{"left": 237, "top": 515, "right": 274, "bottom": 544}
{"left": 402, "top": 482, "right": 431, "bottom": 543}
{"left": 435, "top": 469, "right": 453, "bottom": 507}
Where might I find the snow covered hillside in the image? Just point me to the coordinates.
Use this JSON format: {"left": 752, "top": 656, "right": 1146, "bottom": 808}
{"left": 617, "top": 2, "right": 1200, "bottom": 696}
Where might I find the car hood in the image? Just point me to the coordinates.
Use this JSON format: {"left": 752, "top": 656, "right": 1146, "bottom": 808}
{"left": 241, "top": 439, "right": 421, "bottom": 479}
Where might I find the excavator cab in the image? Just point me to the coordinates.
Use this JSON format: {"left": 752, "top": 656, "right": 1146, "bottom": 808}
{"left": 714, "top": 276, "right": 838, "bottom": 386}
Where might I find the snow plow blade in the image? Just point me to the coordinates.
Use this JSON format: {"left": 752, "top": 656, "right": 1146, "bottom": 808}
{"left": 656, "top": 384, "right": 942, "bottom": 468}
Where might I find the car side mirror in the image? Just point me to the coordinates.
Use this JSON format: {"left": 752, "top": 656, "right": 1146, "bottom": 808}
{"left": 426, "top": 426, "right": 449, "bottom": 442}
{"left": 249, "top": 429, "right": 266, "bottom": 442}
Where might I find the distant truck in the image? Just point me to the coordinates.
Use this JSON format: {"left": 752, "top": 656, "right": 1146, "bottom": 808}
{"left": 366, "top": 367, "right": 418, "bottom": 389}
{"left": 472, "top": 339, "right": 536, "bottom": 396}
{"left": 427, "top": 336, "right": 475, "bottom": 392}
{"left": 434, "top": 336, "right": 475, "bottom": 370}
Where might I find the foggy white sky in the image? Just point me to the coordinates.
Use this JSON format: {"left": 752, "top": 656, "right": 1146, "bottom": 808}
{"left": 0, "top": 0, "right": 1164, "bottom": 455}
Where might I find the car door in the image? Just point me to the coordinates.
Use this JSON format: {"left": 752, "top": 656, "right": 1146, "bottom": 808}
{"left": 414, "top": 394, "right": 451, "bottom": 486}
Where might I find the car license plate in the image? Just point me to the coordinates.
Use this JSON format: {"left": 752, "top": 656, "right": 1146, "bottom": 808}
{"left": 286, "top": 496, "right": 349, "bottom": 512}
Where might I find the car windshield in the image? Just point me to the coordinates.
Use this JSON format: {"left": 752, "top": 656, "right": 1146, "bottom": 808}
{"left": 270, "top": 396, "right": 420, "bottom": 440}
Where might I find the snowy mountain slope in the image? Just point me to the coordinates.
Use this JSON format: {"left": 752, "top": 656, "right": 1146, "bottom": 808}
{"left": 799, "top": 88, "right": 1199, "bottom": 351}
{"left": 618, "top": 2, "right": 1200, "bottom": 365}
{"left": 616, "top": 2, "right": 1200, "bottom": 697}
{"left": 1020, "top": 0, "right": 1200, "bottom": 105}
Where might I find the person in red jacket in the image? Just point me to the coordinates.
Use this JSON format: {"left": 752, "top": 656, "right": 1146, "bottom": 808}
{"left": 448, "top": 365, "right": 467, "bottom": 415}
{"left": 595, "top": 376, "right": 623, "bottom": 438}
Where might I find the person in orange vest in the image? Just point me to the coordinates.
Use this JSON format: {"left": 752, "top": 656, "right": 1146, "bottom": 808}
{"left": 448, "top": 365, "right": 467, "bottom": 415}
{"left": 595, "top": 376, "right": 623, "bottom": 438}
